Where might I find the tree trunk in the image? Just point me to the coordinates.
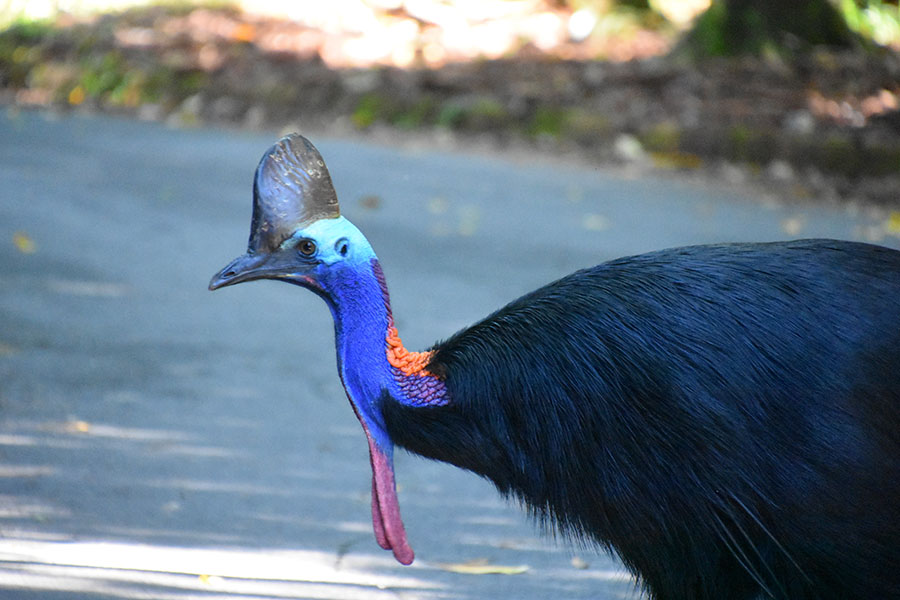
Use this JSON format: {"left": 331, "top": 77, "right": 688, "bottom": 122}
{"left": 681, "top": 0, "right": 861, "bottom": 57}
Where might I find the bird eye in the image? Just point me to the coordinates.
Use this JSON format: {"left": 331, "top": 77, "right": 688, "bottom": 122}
{"left": 298, "top": 239, "right": 317, "bottom": 257}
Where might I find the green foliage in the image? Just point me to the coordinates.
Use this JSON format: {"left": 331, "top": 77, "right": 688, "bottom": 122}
{"left": 688, "top": 0, "right": 729, "bottom": 56}
{"left": 142, "top": 66, "right": 176, "bottom": 102}
{"left": 0, "top": 0, "right": 239, "bottom": 30}
{"left": 435, "top": 102, "right": 465, "bottom": 128}
{"left": 726, "top": 124, "right": 774, "bottom": 164}
{"left": 80, "top": 51, "right": 125, "bottom": 97}
{"left": 528, "top": 106, "right": 568, "bottom": 139}
{"left": 463, "top": 97, "right": 509, "bottom": 129}
{"left": 682, "top": 0, "right": 862, "bottom": 58}
{"left": 640, "top": 121, "right": 681, "bottom": 153}
{"left": 866, "top": 144, "right": 900, "bottom": 176}
{"left": 617, "top": 0, "right": 652, "bottom": 9}
{"left": 352, "top": 94, "right": 512, "bottom": 132}
{"left": 0, "top": 31, "right": 39, "bottom": 86}
{"left": 1, "top": 18, "right": 54, "bottom": 41}
{"left": 351, "top": 93, "right": 385, "bottom": 129}
{"left": 565, "top": 108, "right": 611, "bottom": 143}
{"left": 173, "top": 69, "right": 207, "bottom": 97}
{"left": 840, "top": 0, "right": 900, "bottom": 47}
{"left": 436, "top": 97, "right": 510, "bottom": 130}
{"left": 818, "top": 133, "right": 862, "bottom": 175}
{"left": 392, "top": 97, "right": 435, "bottom": 129}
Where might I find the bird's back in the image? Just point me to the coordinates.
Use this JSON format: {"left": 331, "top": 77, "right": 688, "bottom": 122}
{"left": 385, "top": 239, "right": 900, "bottom": 600}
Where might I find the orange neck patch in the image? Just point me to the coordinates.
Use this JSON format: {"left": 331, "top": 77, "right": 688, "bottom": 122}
{"left": 372, "top": 259, "right": 441, "bottom": 382}
{"left": 386, "top": 325, "right": 436, "bottom": 377}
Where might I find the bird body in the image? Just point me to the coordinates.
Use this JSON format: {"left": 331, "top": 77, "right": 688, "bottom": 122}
{"left": 389, "top": 239, "right": 900, "bottom": 600}
{"left": 211, "top": 135, "right": 900, "bottom": 600}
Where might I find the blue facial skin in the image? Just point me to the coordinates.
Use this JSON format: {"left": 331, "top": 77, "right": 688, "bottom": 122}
{"left": 282, "top": 217, "right": 398, "bottom": 454}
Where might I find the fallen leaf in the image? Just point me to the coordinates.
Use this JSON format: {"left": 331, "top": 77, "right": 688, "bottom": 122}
{"left": 68, "top": 85, "right": 85, "bottom": 106}
{"left": 13, "top": 231, "right": 36, "bottom": 254}
{"left": 438, "top": 559, "right": 529, "bottom": 575}
{"left": 232, "top": 23, "right": 256, "bottom": 43}
{"left": 66, "top": 420, "right": 91, "bottom": 433}
{"left": 359, "top": 194, "right": 381, "bottom": 210}
{"left": 885, "top": 212, "right": 900, "bottom": 236}
{"left": 571, "top": 556, "right": 590, "bottom": 569}
{"left": 650, "top": 151, "right": 703, "bottom": 170}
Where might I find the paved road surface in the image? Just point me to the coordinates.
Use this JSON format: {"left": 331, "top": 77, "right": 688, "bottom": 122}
{"left": 0, "top": 109, "right": 896, "bottom": 600}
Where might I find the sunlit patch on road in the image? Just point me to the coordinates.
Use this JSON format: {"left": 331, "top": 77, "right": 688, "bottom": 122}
{"left": 0, "top": 538, "right": 444, "bottom": 600}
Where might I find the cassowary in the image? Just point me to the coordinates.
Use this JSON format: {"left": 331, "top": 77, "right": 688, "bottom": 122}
{"left": 210, "top": 134, "right": 900, "bottom": 600}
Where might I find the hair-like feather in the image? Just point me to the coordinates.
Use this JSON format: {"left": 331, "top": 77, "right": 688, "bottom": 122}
{"left": 382, "top": 239, "right": 900, "bottom": 600}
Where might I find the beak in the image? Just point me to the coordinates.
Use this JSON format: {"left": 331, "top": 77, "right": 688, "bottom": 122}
{"left": 208, "top": 251, "right": 316, "bottom": 291}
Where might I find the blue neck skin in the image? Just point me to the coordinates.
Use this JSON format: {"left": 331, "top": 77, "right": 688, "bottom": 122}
{"left": 319, "top": 258, "right": 398, "bottom": 453}
{"left": 281, "top": 216, "right": 425, "bottom": 455}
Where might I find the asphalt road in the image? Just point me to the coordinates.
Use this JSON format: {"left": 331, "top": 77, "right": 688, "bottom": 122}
{"left": 0, "top": 109, "right": 897, "bottom": 600}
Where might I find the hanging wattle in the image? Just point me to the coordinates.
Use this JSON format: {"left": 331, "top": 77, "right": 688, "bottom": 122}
{"left": 326, "top": 257, "right": 449, "bottom": 564}
{"left": 364, "top": 420, "right": 414, "bottom": 564}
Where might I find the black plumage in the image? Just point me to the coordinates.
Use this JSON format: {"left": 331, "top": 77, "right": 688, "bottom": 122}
{"left": 211, "top": 134, "right": 900, "bottom": 600}
{"left": 384, "top": 239, "right": 900, "bottom": 599}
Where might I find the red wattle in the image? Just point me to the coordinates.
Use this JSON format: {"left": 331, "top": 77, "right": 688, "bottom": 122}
{"left": 371, "top": 471, "right": 389, "bottom": 549}
{"left": 366, "top": 435, "right": 415, "bottom": 565}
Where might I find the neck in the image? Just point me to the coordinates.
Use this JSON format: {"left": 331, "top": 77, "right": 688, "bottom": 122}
{"left": 325, "top": 259, "right": 448, "bottom": 445}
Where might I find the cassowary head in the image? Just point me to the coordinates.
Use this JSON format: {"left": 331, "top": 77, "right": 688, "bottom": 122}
{"left": 208, "top": 135, "right": 375, "bottom": 298}
{"left": 209, "top": 134, "right": 416, "bottom": 563}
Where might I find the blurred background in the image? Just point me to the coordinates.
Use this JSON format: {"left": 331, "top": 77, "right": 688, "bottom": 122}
{"left": 1, "top": 0, "right": 899, "bottom": 209}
